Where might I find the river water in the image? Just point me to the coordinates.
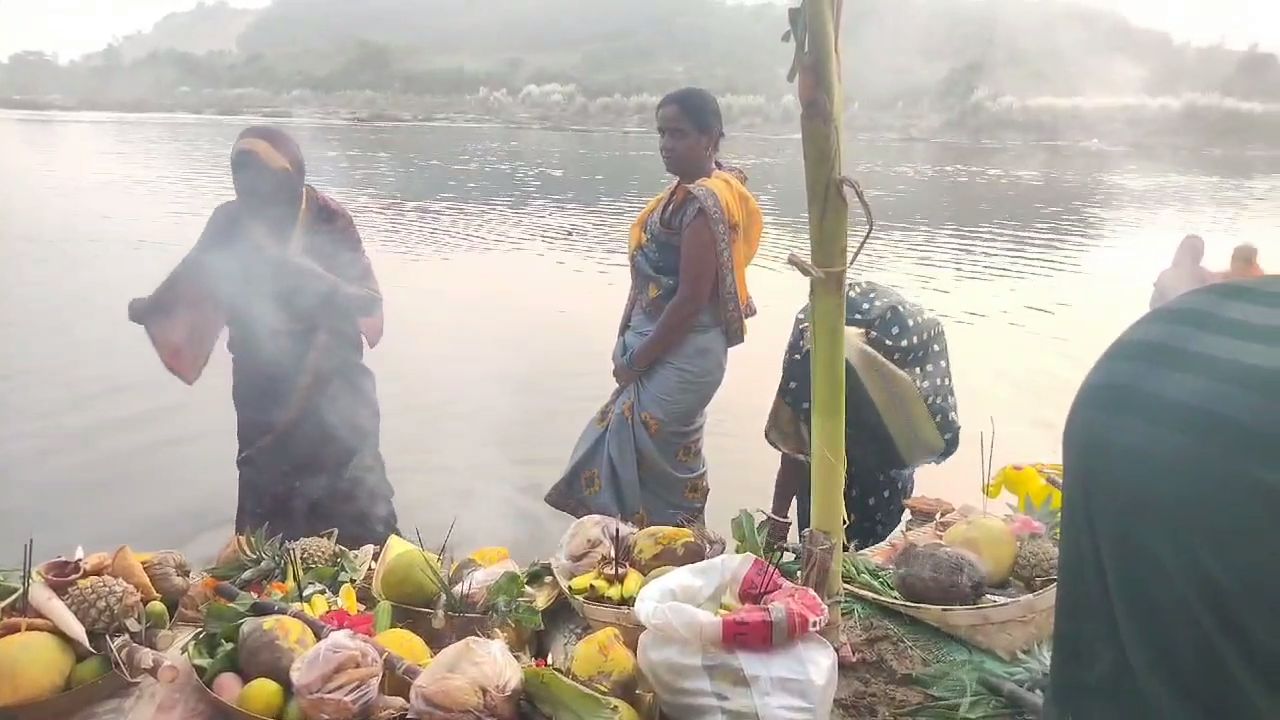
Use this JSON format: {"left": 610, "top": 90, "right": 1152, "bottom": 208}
{"left": 1, "top": 111, "right": 1277, "bottom": 563}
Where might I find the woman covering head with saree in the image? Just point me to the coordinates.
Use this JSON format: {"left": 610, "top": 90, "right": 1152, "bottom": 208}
{"left": 1150, "top": 234, "right": 1213, "bottom": 309}
{"left": 128, "top": 126, "right": 398, "bottom": 548}
{"left": 545, "top": 88, "right": 763, "bottom": 527}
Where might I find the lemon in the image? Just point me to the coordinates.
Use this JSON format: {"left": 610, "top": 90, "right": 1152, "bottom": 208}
{"left": 374, "top": 628, "right": 432, "bottom": 666}
{"left": 237, "top": 677, "right": 286, "bottom": 719}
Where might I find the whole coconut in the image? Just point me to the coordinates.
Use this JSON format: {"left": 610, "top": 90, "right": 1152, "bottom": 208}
{"left": 892, "top": 542, "right": 987, "bottom": 606}
{"left": 377, "top": 550, "right": 445, "bottom": 608}
{"left": 237, "top": 615, "right": 316, "bottom": 685}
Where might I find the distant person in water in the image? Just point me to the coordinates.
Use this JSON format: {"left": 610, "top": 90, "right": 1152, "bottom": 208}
{"left": 545, "top": 88, "right": 763, "bottom": 527}
{"left": 761, "top": 282, "right": 960, "bottom": 549}
{"left": 1149, "top": 234, "right": 1213, "bottom": 309}
{"left": 1221, "top": 242, "right": 1264, "bottom": 280}
{"left": 1048, "top": 276, "right": 1280, "bottom": 718}
{"left": 128, "top": 126, "right": 398, "bottom": 547}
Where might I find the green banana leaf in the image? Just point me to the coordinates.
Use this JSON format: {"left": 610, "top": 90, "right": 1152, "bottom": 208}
{"left": 523, "top": 666, "right": 639, "bottom": 720}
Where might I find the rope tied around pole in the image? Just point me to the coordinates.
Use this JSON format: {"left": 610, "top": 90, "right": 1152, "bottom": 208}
{"left": 787, "top": 174, "right": 874, "bottom": 278}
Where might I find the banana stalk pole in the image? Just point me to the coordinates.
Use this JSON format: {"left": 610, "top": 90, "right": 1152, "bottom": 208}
{"left": 789, "top": 0, "right": 848, "bottom": 634}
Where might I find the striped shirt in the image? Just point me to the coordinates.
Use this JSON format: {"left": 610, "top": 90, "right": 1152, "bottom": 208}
{"left": 1048, "top": 277, "right": 1280, "bottom": 719}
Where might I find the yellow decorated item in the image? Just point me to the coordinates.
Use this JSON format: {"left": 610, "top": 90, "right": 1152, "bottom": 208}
{"left": 986, "top": 463, "right": 1062, "bottom": 513}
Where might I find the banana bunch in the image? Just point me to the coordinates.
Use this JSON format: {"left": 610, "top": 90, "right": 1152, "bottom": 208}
{"left": 568, "top": 567, "right": 645, "bottom": 606}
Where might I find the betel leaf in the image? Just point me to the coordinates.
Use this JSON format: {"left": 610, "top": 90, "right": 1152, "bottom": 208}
{"left": 731, "top": 509, "right": 765, "bottom": 557}
{"left": 486, "top": 571, "right": 526, "bottom": 606}
{"left": 201, "top": 646, "right": 239, "bottom": 686}
{"left": 304, "top": 566, "right": 339, "bottom": 589}
{"left": 486, "top": 571, "right": 544, "bottom": 632}
{"left": 204, "top": 601, "right": 250, "bottom": 638}
{"left": 505, "top": 600, "right": 544, "bottom": 632}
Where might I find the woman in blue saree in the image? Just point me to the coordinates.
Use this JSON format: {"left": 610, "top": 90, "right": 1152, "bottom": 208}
{"left": 545, "top": 88, "right": 763, "bottom": 527}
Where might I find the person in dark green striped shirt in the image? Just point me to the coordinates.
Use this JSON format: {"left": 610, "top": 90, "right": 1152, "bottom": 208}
{"left": 1048, "top": 276, "right": 1279, "bottom": 719}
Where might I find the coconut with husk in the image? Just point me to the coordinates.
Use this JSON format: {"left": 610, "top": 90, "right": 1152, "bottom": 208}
{"left": 891, "top": 541, "right": 987, "bottom": 606}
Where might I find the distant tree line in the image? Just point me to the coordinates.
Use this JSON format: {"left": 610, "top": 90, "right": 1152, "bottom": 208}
{"left": 2, "top": 0, "right": 1278, "bottom": 113}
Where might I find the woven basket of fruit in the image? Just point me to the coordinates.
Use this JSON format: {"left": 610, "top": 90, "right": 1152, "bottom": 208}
{"left": 844, "top": 505, "right": 1060, "bottom": 660}
{"left": 1, "top": 543, "right": 194, "bottom": 720}
{"left": 369, "top": 534, "right": 549, "bottom": 655}
{"left": 551, "top": 516, "right": 723, "bottom": 649}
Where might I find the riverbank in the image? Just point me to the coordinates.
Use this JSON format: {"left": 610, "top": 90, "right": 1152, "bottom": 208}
{"left": 5, "top": 88, "right": 1280, "bottom": 150}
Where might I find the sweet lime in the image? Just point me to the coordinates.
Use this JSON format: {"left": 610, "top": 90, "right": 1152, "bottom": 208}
{"left": 237, "top": 677, "right": 286, "bottom": 719}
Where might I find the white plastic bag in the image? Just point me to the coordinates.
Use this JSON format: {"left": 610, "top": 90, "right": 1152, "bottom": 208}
{"left": 633, "top": 554, "right": 838, "bottom": 720}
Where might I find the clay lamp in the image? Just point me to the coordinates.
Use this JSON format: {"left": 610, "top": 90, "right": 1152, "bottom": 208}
{"left": 36, "top": 557, "right": 84, "bottom": 592}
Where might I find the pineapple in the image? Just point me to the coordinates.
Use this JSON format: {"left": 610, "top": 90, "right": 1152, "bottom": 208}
{"left": 63, "top": 575, "right": 144, "bottom": 633}
{"left": 289, "top": 531, "right": 341, "bottom": 571}
{"left": 1010, "top": 495, "right": 1061, "bottom": 589}
{"left": 207, "top": 526, "right": 289, "bottom": 587}
{"left": 1013, "top": 535, "right": 1059, "bottom": 589}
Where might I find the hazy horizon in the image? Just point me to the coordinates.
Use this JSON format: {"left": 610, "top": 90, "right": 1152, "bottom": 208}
{"left": 1, "top": 0, "right": 1276, "bottom": 62}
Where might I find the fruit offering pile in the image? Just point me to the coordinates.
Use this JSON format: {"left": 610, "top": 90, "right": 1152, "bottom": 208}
{"left": 847, "top": 498, "right": 1062, "bottom": 607}
{"left": 186, "top": 596, "right": 429, "bottom": 720}
{"left": 556, "top": 516, "right": 709, "bottom": 608}
{"left": 0, "top": 543, "right": 192, "bottom": 709}
{"left": 371, "top": 534, "right": 546, "bottom": 637}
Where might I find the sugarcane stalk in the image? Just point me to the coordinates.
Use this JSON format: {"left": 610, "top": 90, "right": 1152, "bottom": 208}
{"left": 100, "top": 636, "right": 181, "bottom": 684}
{"left": 791, "top": 0, "right": 849, "bottom": 636}
{"left": 212, "top": 581, "right": 423, "bottom": 684}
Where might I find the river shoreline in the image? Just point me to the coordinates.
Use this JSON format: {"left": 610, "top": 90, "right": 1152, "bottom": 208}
{"left": 5, "top": 91, "right": 1280, "bottom": 151}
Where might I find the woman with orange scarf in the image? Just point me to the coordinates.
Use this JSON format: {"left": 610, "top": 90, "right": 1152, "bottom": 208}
{"left": 1222, "top": 243, "right": 1265, "bottom": 280}
{"left": 127, "top": 126, "right": 398, "bottom": 547}
{"left": 546, "top": 88, "right": 762, "bottom": 526}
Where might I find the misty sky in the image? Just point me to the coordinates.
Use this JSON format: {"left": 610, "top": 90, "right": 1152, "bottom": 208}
{"left": 0, "top": 0, "right": 1276, "bottom": 61}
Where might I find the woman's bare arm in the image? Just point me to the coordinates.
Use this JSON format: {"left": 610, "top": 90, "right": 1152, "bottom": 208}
{"left": 617, "top": 272, "right": 637, "bottom": 338}
{"left": 628, "top": 212, "right": 717, "bottom": 370}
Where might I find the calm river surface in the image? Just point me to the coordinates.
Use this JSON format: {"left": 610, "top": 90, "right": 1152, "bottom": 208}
{"left": 2, "top": 111, "right": 1277, "bottom": 563}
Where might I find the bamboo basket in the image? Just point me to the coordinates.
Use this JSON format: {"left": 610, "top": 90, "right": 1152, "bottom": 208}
{"left": 7, "top": 625, "right": 199, "bottom": 720}
{"left": 849, "top": 515, "right": 1057, "bottom": 660}
{"left": 380, "top": 600, "right": 531, "bottom": 654}
{"left": 551, "top": 575, "right": 645, "bottom": 651}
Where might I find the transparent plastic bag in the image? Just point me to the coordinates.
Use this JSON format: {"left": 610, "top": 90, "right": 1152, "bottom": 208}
{"left": 552, "top": 515, "right": 637, "bottom": 581}
{"left": 408, "top": 637, "right": 522, "bottom": 720}
{"left": 289, "top": 630, "right": 383, "bottom": 720}
{"left": 451, "top": 558, "right": 521, "bottom": 608}
{"left": 632, "top": 554, "right": 838, "bottom": 720}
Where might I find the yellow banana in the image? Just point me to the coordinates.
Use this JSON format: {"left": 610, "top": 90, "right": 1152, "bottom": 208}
{"left": 308, "top": 594, "right": 330, "bottom": 617}
{"left": 602, "top": 582, "right": 625, "bottom": 604}
{"left": 620, "top": 569, "right": 644, "bottom": 601}
{"left": 338, "top": 583, "right": 359, "bottom": 614}
{"left": 588, "top": 578, "right": 612, "bottom": 599}
{"left": 569, "top": 570, "right": 601, "bottom": 595}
